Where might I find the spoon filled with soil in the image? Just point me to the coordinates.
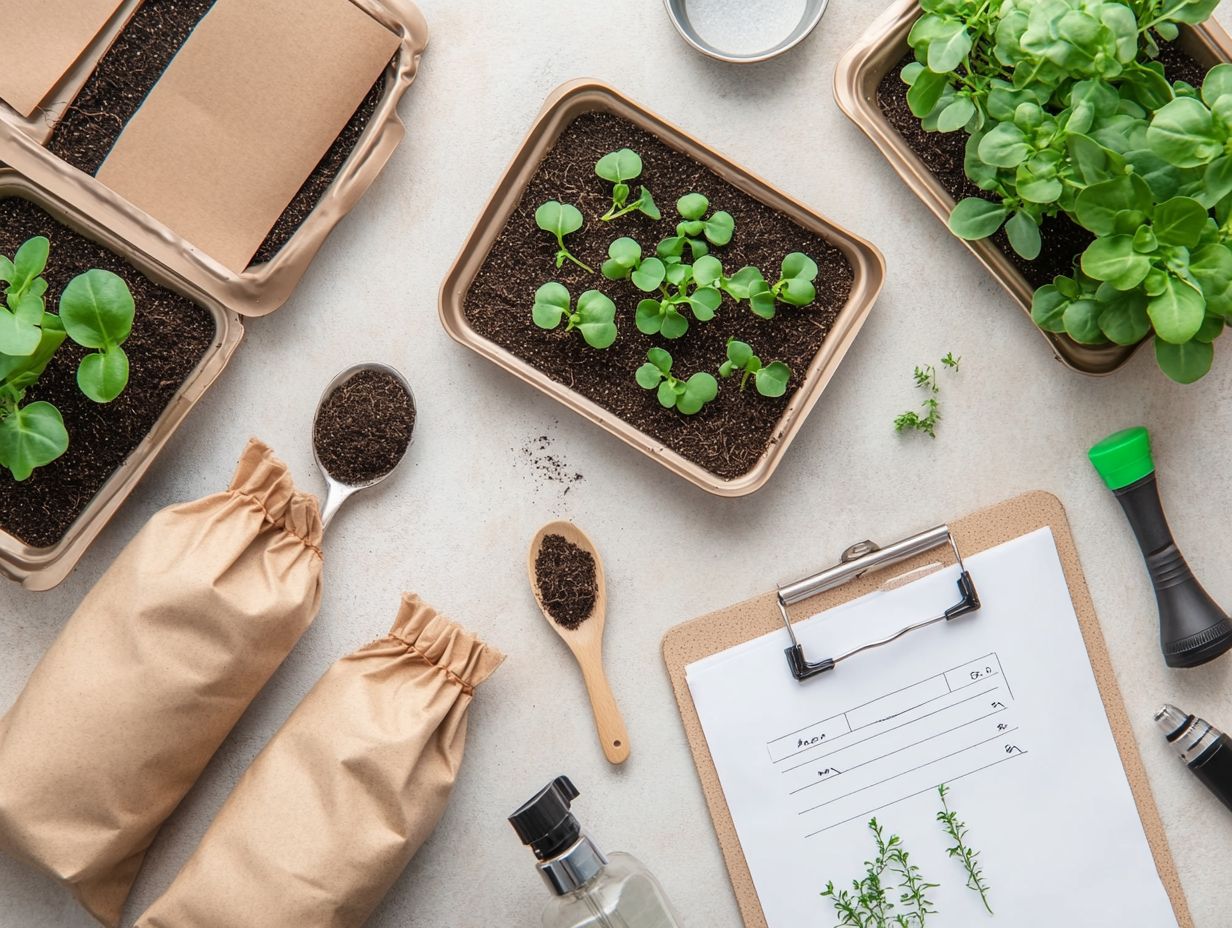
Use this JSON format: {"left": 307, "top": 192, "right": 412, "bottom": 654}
{"left": 528, "top": 521, "right": 630, "bottom": 765}
{"left": 312, "top": 363, "right": 416, "bottom": 531}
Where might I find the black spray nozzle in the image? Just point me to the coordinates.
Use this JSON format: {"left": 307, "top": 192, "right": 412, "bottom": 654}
{"left": 1090, "top": 427, "right": 1232, "bottom": 668}
{"left": 509, "top": 775, "right": 582, "bottom": 861}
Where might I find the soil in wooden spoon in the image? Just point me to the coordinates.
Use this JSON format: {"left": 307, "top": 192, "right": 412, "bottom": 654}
{"left": 535, "top": 533, "right": 598, "bottom": 631}
{"left": 313, "top": 370, "right": 415, "bottom": 485}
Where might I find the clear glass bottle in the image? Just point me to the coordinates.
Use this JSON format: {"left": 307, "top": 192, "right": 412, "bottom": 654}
{"left": 510, "top": 776, "right": 683, "bottom": 928}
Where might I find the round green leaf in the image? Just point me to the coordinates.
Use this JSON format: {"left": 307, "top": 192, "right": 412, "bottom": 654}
{"left": 0, "top": 309, "right": 42, "bottom": 357}
{"left": 1098, "top": 290, "right": 1151, "bottom": 345}
{"left": 927, "top": 21, "right": 972, "bottom": 73}
{"left": 977, "top": 123, "right": 1030, "bottom": 168}
{"left": 656, "top": 380, "right": 677, "bottom": 409}
{"left": 534, "top": 201, "right": 584, "bottom": 237}
{"left": 1074, "top": 174, "right": 1153, "bottom": 236}
{"left": 778, "top": 278, "right": 816, "bottom": 306}
{"left": 577, "top": 321, "right": 617, "bottom": 349}
{"left": 677, "top": 193, "right": 709, "bottom": 221}
{"left": 631, "top": 257, "right": 666, "bottom": 292}
{"left": 77, "top": 346, "right": 129, "bottom": 403}
{"left": 949, "top": 198, "right": 1009, "bottom": 240}
{"left": 1190, "top": 242, "right": 1232, "bottom": 316}
{"left": 689, "top": 286, "right": 722, "bottom": 321}
{"left": 1148, "top": 97, "right": 1223, "bottom": 167}
{"left": 1149, "top": 276, "right": 1206, "bottom": 343}
{"left": 1155, "top": 336, "right": 1213, "bottom": 383}
{"left": 1031, "top": 284, "right": 1069, "bottom": 332}
{"left": 678, "top": 373, "right": 718, "bottom": 415}
{"left": 693, "top": 255, "right": 724, "bottom": 288}
{"left": 1152, "top": 196, "right": 1208, "bottom": 248}
{"left": 661, "top": 308, "right": 689, "bottom": 339}
{"left": 704, "top": 211, "right": 735, "bottom": 247}
{"left": 1006, "top": 211, "right": 1042, "bottom": 260}
{"left": 1202, "top": 156, "right": 1232, "bottom": 207}
{"left": 0, "top": 401, "right": 68, "bottom": 480}
{"left": 755, "top": 361, "right": 791, "bottom": 398}
{"left": 576, "top": 290, "right": 616, "bottom": 324}
{"left": 907, "top": 68, "right": 948, "bottom": 118}
{"left": 781, "top": 252, "right": 819, "bottom": 282}
{"left": 532, "top": 282, "right": 570, "bottom": 330}
{"left": 727, "top": 339, "right": 753, "bottom": 368}
{"left": 596, "top": 149, "right": 643, "bottom": 183}
{"left": 636, "top": 362, "right": 663, "bottom": 390}
{"left": 1203, "top": 63, "right": 1232, "bottom": 106}
{"left": 636, "top": 299, "right": 665, "bottom": 335}
{"left": 607, "top": 237, "right": 641, "bottom": 268}
{"left": 1081, "top": 236, "right": 1151, "bottom": 290}
{"left": 1063, "top": 299, "right": 1104, "bottom": 344}
{"left": 749, "top": 285, "right": 776, "bottom": 320}
{"left": 937, "top": 96, "right": 975, "bottom": 133}
{"left": 723, "top": 266, "right": 764, "bottom": 300}
{"left": 647, "top": 347, "right": 673, "bottom": 373}
{"left": 12, "top": 236, "right": 48, "bottom": 290}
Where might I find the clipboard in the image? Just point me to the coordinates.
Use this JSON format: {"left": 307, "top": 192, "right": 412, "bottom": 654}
{"left": 662, "top": 491, "right": 1192, "bottom": 928}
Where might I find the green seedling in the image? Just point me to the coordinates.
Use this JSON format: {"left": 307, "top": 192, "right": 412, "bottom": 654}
{"left": 719, "top": 339, "right": 791, "bottom": 397}
{"left": 0, "top": 236, "right": 135, "bottom": 480}
{"left": 600, "top": 237, "right": 666, "bottom": 292}
{"left": 894, "top": 353, "right": 959, "bottom": 438}
{"left": 635, "top": 254, "right": 724, "bottom": 339}
{"left": 657, "top": 193, "right": 735, "bottom": 261}
{"left": 532, "top": 282, "right": 617, "bottom": 349}
{"left": 723, "top": 252, "right": 819, "bottom": 319}
{"left": 535, "top": 200, "right": 593, "bottom": 273}
{"left": 635, "top": 347, "right": 718, "bottom": 415}
{"left": 595, "top": 149, "right": 661, "bottom": 221}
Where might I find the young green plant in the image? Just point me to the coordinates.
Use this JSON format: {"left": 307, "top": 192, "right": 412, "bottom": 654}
{"left": 0, "top": 236, "right": 136, "bottom": 480}
{"left": 724, "top": 252, "right": 819, "bottom": 319}
{"left": 601, "top": 236, "right": 666, "bottom": 292}
{"left": 535, "top": 200, "right": 593, "bottom": 273}
{"left": 937, "top": 784, "right": 992, "bottom": 914}
{"left": 532, "top": 282, "right": 617, "bottom": 349}
{"left": 657, "top": 193, "right": 735, "bottom": 261}
{"left": 821, "top": 818, "right": 937, "bottom": 928}
{"left": 595, "top": 149, "right": 661, "bottom": 221}
{"left": 635, "top": 254, "right": 725, "bottom": 339}
{"left": 719, "top": 339, "right": 791, "bottom": 398}
{"left": 635, "top": 347, "right": 718, "bottom": 415}
{"left": 894, "top": 353, "right": 959, "bottom": 439}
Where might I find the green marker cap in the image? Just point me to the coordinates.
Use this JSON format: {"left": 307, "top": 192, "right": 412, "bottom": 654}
{"left": 1089, "top": 426, "right": 1155, "bottom": 490}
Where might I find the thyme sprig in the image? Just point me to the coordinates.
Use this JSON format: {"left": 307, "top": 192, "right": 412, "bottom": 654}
{"left": 936, "top": 783, "right": 992, "bottom": 914}
{"left": 893, "top": 352, "right": 960, "bottom": 438}
{"left": 822, "top": 819, "right": 937, "bottom": 928}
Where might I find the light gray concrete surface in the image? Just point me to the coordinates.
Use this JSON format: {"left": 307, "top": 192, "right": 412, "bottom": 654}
{"left": 4, "top": 1, "right": 1232, "bottom": 925}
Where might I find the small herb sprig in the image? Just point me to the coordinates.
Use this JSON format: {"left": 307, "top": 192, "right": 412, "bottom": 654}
{"left": 636, "top": 347, "right": 718, "bottom": 415}
{"left": 822, "top": 818, "right": 936, "bottom": 928}
{"left": 535, "top": 201, "right": 593, "bottom": 272}
{"left": 595, "top": 149, "right": 660, "bottom": 221}
{"left": 719, "top": 339, "right": 791, "bottom": 397}
{"left": 937, "top": 784, "right": 992, "bottom": 915}
{"left": 532, "top": 283, "right": 617, "bottom": 349}
{"left": 893, "top": 353, "right": 960, "bottom": 438}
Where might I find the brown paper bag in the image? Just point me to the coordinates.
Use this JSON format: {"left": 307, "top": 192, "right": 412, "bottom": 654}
{"left": 0, "top": 439, "right": 323, "bottom": 927}
{"left": 135, "top": 594, "right": 505, "bottom": 928}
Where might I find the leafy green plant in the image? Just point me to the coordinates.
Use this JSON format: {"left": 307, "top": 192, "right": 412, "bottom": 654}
{"left": 894, "top": 353, "right": 960, "bottom": 438}
{"left": 532, "top": 282, "right": 617, "bottom": 349}
{"left": 535, "top": 200, "right": 593, "bottom": 273}
{"left": 635, "top": 254, "right": 725, "bottom": 339}
{"left": 723, "top": 252, "right": 819, "bottom": 319}
{"left": 635, "top": 347, "right": 718, "bottom": 414}
{"left": 657, "top": 193, "right": 735, "bottom": 261}
{"left": 822, "top": 818, "right": 937, "bottom": 928}
{"left": 595, "top": 149, "right": 661, "bottom": 221}
{"left": 719, "top": 339, "right": 792, "bottom": 397}
{"left": 600, "top": 236, "right": 666, "bottom": 291}
{"left": 901, "top": 0, "right": 1231, "bottom": 381}
{"left": 937, "top": 784, "right": 992, "bottom": 915}
{"left": 0, "top": 236, "right": 135, "bottom": 481}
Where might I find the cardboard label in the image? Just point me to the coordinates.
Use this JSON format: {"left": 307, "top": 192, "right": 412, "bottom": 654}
{"left": 97, "top": 0, "right": 400, "bottom": 273}
{"left": 0, "top": 0, "right": 127, "bottom": 117}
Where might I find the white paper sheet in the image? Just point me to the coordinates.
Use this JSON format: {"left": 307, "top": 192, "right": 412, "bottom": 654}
{"left": 686, "top": 528, "right": 1177, "bottom": 928}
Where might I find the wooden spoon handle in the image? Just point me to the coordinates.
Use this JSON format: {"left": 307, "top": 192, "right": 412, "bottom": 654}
{"left": 579, "top": 660, "right": 630, "bottom": 765}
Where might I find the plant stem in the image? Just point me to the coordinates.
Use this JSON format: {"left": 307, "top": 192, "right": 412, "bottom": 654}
{"left": 937, "top": 784, "right": 992, "bottom": 915}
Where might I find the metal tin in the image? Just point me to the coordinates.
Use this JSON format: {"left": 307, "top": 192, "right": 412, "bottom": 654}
{"left": 0, "top": 0, "right": 429, "bottom": 320}
{"left": 662, "top": 0, "right": 829, "bottom": 64}
{"left": 439, "top": 79, "right": 884, "bottom": 499}
{"left": 0, "top": 168, "right": 243, "bottom": 591}
{"left": 833, "top": 0, "right": 1232, "bottom": 376}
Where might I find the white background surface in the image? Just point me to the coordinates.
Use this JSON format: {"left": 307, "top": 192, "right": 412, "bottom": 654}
{"left": 3, "top": 1, "right": 1232, "bottom": 925}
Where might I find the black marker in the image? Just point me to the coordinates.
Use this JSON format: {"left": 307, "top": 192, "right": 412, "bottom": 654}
{"left": 1155, "top": 704, "right": 1232, "bottom": 814}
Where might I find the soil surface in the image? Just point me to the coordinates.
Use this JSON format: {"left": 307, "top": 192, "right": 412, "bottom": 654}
{"left": 464, "top": 111, "right": 854, "bottom": 480}
{"left": 535, "top": 533, "right": 598, "bottom": 631}
{"left": 313, "top": 369, "right": 416, "bottom": 485}
{"left": 45, "top": 0, "right": 386, "bottom": 268}
{"left": 876, "top": 42, "right": 1209, "bottom": 290}
{"left": 0, "top": 197, "right": 216, "bottom": 548}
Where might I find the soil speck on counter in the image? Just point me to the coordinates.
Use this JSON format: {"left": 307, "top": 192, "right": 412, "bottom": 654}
{"left": 535, "top": 533, "right": 598, "bottom": 631}
{"left": 314, "top": 370, "right": 415, "bottom": 485}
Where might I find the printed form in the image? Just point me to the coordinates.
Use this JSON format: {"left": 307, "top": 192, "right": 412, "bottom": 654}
{"left": 686, "top": 528, "right": 1178, "bottom": 928}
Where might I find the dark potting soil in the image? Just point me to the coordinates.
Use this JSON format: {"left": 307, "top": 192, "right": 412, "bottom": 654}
{"left": 0, "top": 197, "right": 216, "bottom": 548}
{"left": 44, "top": 0, "right": 387, "bottom": 268}
{"left": 464, "top": 111, "right": 854, "bottom": 481}
{"left": 313, "top": 370, "right": 416, "bottom": 485}
{"left": 876, "top": 42, "right": 1210, "bottom": 291}
{"left": 535, "top": 534, "right": 598, "bottom": 631}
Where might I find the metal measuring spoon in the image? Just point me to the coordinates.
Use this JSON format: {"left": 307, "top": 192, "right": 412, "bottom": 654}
{"left": 312, "top": 362, "right": 416, "bottom": 532}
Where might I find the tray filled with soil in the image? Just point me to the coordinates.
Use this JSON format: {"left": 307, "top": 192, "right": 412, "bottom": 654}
{"left": 440, "top": 81, "right": 884, "bottom": 497}
{"left": 0, "top": 0, "right": 428, "bottom": 318}
{"left": 0, "top": 168, "right": 241, "bottom": 591}
{"left": 834, "top": 0, "right": 1232, "bottom": 376}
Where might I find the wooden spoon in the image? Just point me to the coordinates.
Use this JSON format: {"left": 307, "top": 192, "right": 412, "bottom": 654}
{"left": 528, "top": 521, "right": 630, "bottom": 765}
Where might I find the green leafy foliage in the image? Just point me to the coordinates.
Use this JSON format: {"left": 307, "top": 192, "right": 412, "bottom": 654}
{"left": 635, "top": 347, "right": 718, "bottom": 414}
{"left": 532, "top": 282, "right": 617, "bottom": 349}
{"left": 821, "top": 818, "right": 938, "bottom": 928}
{"left": 600, "top": 236, "right": 666, "bottom": 292}
{"left": 535, "top": 201, "right": 593, "bottom": 273}
{"left": 0, "top": 236, "right": 135, "bottom": 480}
{"left": 595, "top": 149, "right": 661, "bottom": 221}
{"left": 718, "top": 339, "right": 792, "bottom": 397}
{"left": 635, "top": 254, "right": 725, "bottom": 339}
{"left": 902, "top": 0, "right": 1230, "bottom": 381}
{"left": 894, "top": 353, "right": 960, "bottom": 439}
{"left": 937, "top": 784, "right": 992, "bottom": 915}
{"left": 656, "top": 193, "right": 735, "bottom": 261}
{"left": 723, "top": 252, "right": 819, "bottom": 319}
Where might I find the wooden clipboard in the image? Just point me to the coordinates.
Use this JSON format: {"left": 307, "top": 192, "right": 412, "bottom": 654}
{"left": 661, "top": 491, "right": 1191, "bottom": 928}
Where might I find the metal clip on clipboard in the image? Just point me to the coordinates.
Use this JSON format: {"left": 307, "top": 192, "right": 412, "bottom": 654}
{"left": 777, "top": 525, "right": 981, "bottom": 682}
